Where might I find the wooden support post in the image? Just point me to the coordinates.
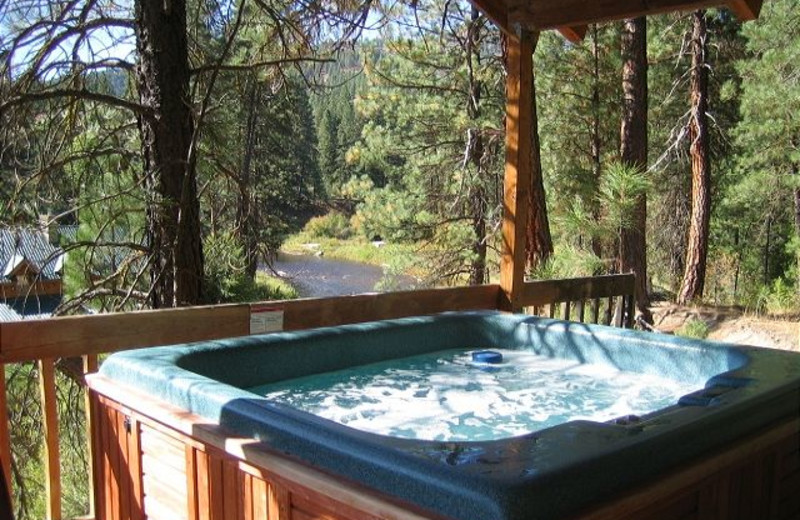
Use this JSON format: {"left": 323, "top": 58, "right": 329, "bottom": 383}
{"left": 0, "top": 364, "right": 11, "bottom": 498}
{"left": 500, "top": 28, "right": 535, "bottom": 312}
{"left": 83, "top": 355, "right": 98, "bottom": 519}
{"left": 39, "top": 358, "right": 62, "bottom": 520}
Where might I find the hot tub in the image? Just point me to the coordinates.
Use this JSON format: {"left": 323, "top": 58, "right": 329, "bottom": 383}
{"left": 89, "top": 311, "right": 800, "bottom": 520}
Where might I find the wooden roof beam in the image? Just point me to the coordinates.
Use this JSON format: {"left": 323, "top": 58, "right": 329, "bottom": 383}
{"left": 469, "top": 0, "right": 511, "bottom": 35}
{"left": 558, "top": 26, "right": 587, "bottom": 43}
{"left": 508, "top": 0, "right": 762, "bottom": 32}
{"left": 727, "top": 0, "right": 763, "bottom": 20}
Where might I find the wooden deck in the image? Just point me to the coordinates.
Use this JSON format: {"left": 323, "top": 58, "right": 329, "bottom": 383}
{"left": 91, "top": 382, "right": 800, "bottom": 520}
{"left": 89, "top": 370, "right": 800, "bottom": 520}
{"left": 0, "top": 275, "right": 635, "bottom": 520}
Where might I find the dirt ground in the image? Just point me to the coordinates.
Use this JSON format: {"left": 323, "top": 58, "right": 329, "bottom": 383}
{"left": 650, "top": 302, "right": 800, "bottom": 352}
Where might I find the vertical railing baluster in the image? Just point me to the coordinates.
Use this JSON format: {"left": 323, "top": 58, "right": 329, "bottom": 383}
{"left": 548, "top": 303, "right": 556, "bottom": 319}
{"left": 38, "top": 358, "right": 62, "bottom": 520}
{"left": 0, "top": 364, "right": 11, "bottom": 499}
{"left": 563, "top": 301, "right": 571, "bottom": 321}
{"left": 576, "top": 300, "right": 585, "bottom": 323}
{"left": 613, "top": 296, "right": 624, "bottom": 327}
{"left": 604, "top": 296, "right": 614, "bottom": 325}
{"left": 624, "top": 295, "right": 635, "bottom": 328}
{"left": 83, "top": 354, "right": 98, "bottom": 519}
{"left": 591, "top": 298, "right": 600, "bottom": 324}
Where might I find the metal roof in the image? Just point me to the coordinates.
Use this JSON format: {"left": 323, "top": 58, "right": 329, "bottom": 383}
{"left": 0, "top": 227, "right": 64, "bottom": 283}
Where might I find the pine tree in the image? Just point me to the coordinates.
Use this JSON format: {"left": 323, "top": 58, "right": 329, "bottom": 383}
{"left": 678, "top": 10, "right": 712, "bottom": 304}
{"left": 619, "top": 17, "right": 652, "bottom": 322}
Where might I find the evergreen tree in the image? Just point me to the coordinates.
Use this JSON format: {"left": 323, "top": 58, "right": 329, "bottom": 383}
{"left": 678, "top": 10, "right": 713, "bottom": 304}
{"left": 352, "top": 1, "right": 505, "bottom": 284}
{"left": 731, "top": 0, "right": 800, "bottom": 297}
{"left": 619, "top": 17, "right": 652, "bottom": 321}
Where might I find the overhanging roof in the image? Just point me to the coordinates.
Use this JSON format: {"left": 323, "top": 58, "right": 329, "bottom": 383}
{"left": 471, "top": 0, "right": 763, "bottom": 41}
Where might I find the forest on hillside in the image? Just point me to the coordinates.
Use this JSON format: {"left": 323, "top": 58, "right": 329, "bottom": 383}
{"left": 2, "top": 0, "right": 799, "bottom": 317}
{"left": 2, "top": 0, "right": 800, "bottom": 517}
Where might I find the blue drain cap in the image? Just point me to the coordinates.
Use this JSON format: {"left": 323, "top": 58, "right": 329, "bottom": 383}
{"left": 472, "top": 350, "right": 503, "bottom": 364}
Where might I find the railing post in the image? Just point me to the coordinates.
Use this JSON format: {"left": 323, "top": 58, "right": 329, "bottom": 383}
{"left": 83, "top": 355, "right": 98, "bottom": 520}
{"left": 0, "top": 364, "right": 11, "bottom": 498}
{"left": 38, "top": 358, "right": 62, "bottom": 520}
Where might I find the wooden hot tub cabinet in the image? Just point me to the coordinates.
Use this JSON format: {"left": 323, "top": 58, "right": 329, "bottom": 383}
{"left": 89, "top": 375, "right": 800, "bottom": 520}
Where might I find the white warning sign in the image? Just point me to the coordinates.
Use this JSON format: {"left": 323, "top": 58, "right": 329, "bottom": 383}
{"left": 249, "top": 305, "right": 284, "bottom": 334}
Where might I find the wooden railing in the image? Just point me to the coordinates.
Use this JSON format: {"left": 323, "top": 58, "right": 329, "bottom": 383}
{"left": 0, "top": 275, "right": 634, "bottom": 520}
{"left": 521, "top": 274, "right": 636, "bottom": 327}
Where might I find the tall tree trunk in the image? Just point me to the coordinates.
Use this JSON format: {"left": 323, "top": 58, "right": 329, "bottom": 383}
{"left": 619, "top": 16, "right": 652, "bottom": 323}
{"left": 467, "top": 7, "right": 487, "bottom": 285}
{"left": 524, "top": 33, "right": 553, "bottom": 272}
{"left": 237, "top": 77, "right": 259, "bottom": 279}
{"left": 793, "top": 167, "right": 800, "bottom": 296}
{"left": 469, "top": 179, "right": 487, "bottom": 285}
{"left": 136, "top": 0, "right": 203, "bottom": 307}
{"left": 589, "top": 25, "right": 604, "bottom": 260}
{"left": 678, "top": 10, "right": 711, "bottom": 305}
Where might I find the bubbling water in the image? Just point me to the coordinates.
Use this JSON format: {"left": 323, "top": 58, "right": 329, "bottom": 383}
{"left": 249, "top": 349, "right": 700, "bottom": 442}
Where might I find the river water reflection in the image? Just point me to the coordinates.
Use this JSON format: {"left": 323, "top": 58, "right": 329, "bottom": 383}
{"left": 267, "top": 251, "right": 415, "bottom": 298}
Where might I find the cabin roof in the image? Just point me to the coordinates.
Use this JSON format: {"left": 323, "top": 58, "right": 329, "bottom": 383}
{"left": 0, "top": 228, "right": 64, "bottom": 283}
{"left": 471, "top": 0, "right": 762, "bottom": 41}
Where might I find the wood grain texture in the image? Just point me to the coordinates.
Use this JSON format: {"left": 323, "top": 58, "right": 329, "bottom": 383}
{"left": 90, "top": 378, "right": 436, "bottom": 520}
{"left": 127, "top": 417, "right": 143, "bottom": 520}
{"left": 0, "top": 286, "right": 499, "bottom": 363}
{"left": 91, "top": 375, "right": 800, "bottom": 520}
{"left": 251, "top": 476, "right": 268, "bottom": 520}
{"left": 83, "top": 355, "right": 99, "bottom": 518}
{"left": 726, "top": 0, "right": 762, "bottom": 20}
{"left": 558, "top": 25, "right": 587, "bottom": 43}
{"left": 38, "top": 358, "right": 62, "bottom": 520}
{"left": 276, "top": 286, "right": 500, "bottom": 332}
{"left": 105, "top": 406, "right": 120, "bottom": 520}
{"left": 521, "top": 274, "right": 634, "bottom": 306}
{"left": 444, "top": 0, "right": 760, "bottom": 38}
{"left": 142, "top": 423, "right": 189, "bottom": 519}
{"left": 195, "top": 449, "right": 212, "bottom": 520}
{"left": 465, "top": 0, "right": 509, "bottom": 34}
{"left": 115, "top": 410, "right": 131, "bottom": 520}
{"left": 509, "top": 0, "right": 745, "bottom": 30}
{"left": 571, "top": 419, "right": 800, "bottom": 520}
{"left": 268, "top": 483, "right": 290, "bottom": 520}
{"left": 500, "top": 30, "right": 533, "bottom": 312}
{"left": 0, "top": 304, "right": 249, "bottom": 363}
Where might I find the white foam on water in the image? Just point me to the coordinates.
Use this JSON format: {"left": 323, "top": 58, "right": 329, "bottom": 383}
{"left": 250, "top": 349, "right": 701, "bottom": 441}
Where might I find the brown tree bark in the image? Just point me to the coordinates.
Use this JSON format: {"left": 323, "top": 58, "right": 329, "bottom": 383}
{"left": 524, "top": 33, "right": 553, "bottom": 272}
{"left": 136, "top": 0, "right": 204, "bottom": 307}
{"left": 793, "top": 167, "right": 800, "bottom": 296}
{"left": 467, "top": 6, "right": 487, "bottom": 285}
{"left": 678, "top": 10, "right": 711, "bottom": 305}
{"left": 589, "top": 25, "right": 604, "bottom": 260}
{"left": 237, "top": 77, "right": 260, "bottom": 279}
{"left": 619, "top": 16, "right": 652, "bottom": 323}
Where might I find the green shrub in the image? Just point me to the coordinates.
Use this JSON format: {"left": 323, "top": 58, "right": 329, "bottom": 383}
{"left": 529, "top": 244, "right": 606, "bottom": 280}
{"left": 354, "top": 186, "right": 432, "bottom": 242}
{"left": 757, "top": 277, "right": 798, "bottom": 316}
{"left": 204, "top": 232, "right": 298, "bottom": 303}
{"left": 675, "top": 318, "right": 710, "bottom": 339}
{"left": 252, "top": 272, "right": 298, "bottom": 301}
{"left": 302, "top": 212, "right": 352, "bottom": 239}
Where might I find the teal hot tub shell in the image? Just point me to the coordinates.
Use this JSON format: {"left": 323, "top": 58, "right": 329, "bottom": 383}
{"left": 99, "top": 311, "right": 800, "bottom": 520}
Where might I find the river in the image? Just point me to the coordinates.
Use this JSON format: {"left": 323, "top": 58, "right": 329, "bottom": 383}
{"left": 267, "top": 251, "right": 416, "bottom": 298}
